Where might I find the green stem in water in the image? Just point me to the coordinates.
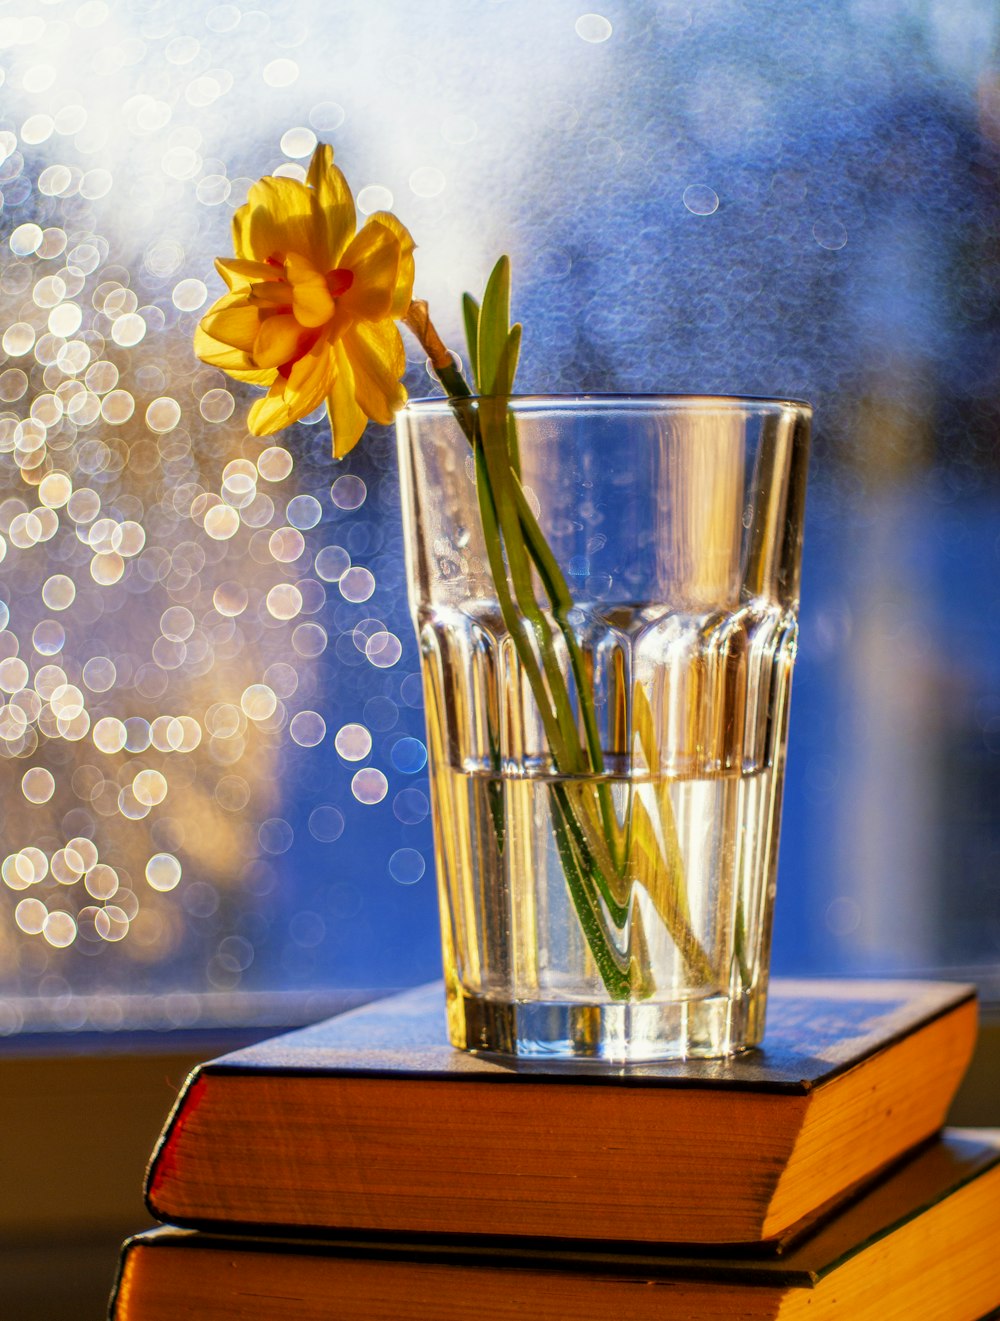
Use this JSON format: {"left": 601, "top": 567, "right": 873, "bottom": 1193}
{"left": 503, "top": 445, "right": 623, "bottom": 869}
{"left": 549, "top": 785, "right": 635, "bottom": 997}
{"left": 402, "top": 298, "right": 713, "bottom": 997}
{"left": 470, "top": 410, "right": 632, "bottom": 992}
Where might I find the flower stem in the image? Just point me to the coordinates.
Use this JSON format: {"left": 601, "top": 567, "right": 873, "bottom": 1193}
{"left": 403, "top": 301, "right": 471, "bottom": 401}
{"left": 400, "top": 301, "right": 713, "bottom": 997}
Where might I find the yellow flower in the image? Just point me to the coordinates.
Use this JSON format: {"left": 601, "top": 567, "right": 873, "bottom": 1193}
{"left": 194, "top": 143, "right": 415, "bottom": 456}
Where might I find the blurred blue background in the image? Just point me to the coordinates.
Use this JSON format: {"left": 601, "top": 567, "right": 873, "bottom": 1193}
{"left": 1, "top": 0, "right": 999, "bottom": 1027}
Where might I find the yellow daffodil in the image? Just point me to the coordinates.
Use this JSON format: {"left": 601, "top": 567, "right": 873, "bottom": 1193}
{"left": 194, "top": 143, "right": 415, "bottom": 456}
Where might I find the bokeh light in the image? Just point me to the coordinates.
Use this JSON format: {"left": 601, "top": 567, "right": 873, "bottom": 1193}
{"left": 0, "top": 59, "right": 438, "bottom": 1009}
{"left": 0, "top": 0, "right": 997, "bottom": 1028}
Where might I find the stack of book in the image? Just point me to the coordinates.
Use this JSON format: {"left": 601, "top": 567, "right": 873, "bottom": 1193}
{"left": 110, "top": 979, "right": 1000, "bottom": 1319}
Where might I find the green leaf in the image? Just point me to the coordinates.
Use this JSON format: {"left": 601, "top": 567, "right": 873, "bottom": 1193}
{"left": 485, "top": 322, "right": 521, "bottom": 397}
{"left": 461, "top": 293, "right": 481, "bottom": 393}
{"left": 477, "top": 255, "right": 511, "bottom": 397}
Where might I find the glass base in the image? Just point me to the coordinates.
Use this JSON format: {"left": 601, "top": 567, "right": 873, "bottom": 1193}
{"left": 452, "top": 988, "right": 765, "bottom": 1062}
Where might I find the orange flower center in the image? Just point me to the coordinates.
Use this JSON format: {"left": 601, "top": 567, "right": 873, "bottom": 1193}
{"left": 326, "top": 268, "right": 354, "bottom": 297}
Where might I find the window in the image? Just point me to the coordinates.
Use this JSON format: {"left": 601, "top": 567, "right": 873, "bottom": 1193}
{"left": 0, "top": 1, "right": 997, "bottom": 1021}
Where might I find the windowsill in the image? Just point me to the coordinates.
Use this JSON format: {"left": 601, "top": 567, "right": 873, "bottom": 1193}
{"left": 0, "top": 990, "right": 386, "bottom": 1321}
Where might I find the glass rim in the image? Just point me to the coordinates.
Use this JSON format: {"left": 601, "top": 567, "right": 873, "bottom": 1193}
{"left": 400, "top": 391, "right": 813, "bottom": 417}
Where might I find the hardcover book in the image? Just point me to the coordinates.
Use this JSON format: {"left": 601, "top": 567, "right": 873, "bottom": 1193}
{"left": 145, "top": 978, "right": 977, "bottom": 1246}
{"left": 118, "top": 1131, "right": 1000, "bottom": 1320}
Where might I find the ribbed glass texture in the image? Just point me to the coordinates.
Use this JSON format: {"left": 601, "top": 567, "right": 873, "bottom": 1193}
{"left": 397, "top": 397, "right": 810, "bottom": 1059}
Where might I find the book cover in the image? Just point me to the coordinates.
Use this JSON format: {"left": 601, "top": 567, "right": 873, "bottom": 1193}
{"left": 146, "top": 978, "right": 977, "bottom": 1245}
{"left": 118, "top": 1130, "right": 1000, "bottom": 1320}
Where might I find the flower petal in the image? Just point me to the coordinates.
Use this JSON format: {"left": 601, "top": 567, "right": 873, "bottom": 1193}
{"left": 247, "top": 379, "right": 298, "bottom": 437}
{"left": 253, "top": 314, "right": 309, "bottom": 369}
{"left": 215, "top": 257, "right": 280, "bottom": 292}
{"left": 247, "top": 335, "right": 336, "bottom": 436}
{"left": 199, "top": 292, "right": 262, "bottom": 353}
{"left": 327, "top": 341, "right": 369, "bottom": 458}
{"left": 193, "top": 322, "right": 275, "bottom": 383}
{"left": 343, "top": 321, "right": 407, "bottom": 425}
{"left": 245, "top": 176, "right": 329, "bottom": 270}
{"left": 285, "top": 252, "right": 335, "bottom": 328}
{"left": 307, "top": 143, "right": 356, "bottom": 265}
{"left": 366, "top": 211, "right": 416, "bottom": 318}
{"left": 232, "top": 204, "right": 253, "bottom": 261}
{"left": 248, "top": 280, "right": 293, "bottom": 309}
{"left": 338, "top": 219, "right": 402, "bottom": 321}
{"left": 286, "top": 333, "right": 336, "bottom": 400}
{"left": 224, "top": 364, "right": 280, "bottom": 385}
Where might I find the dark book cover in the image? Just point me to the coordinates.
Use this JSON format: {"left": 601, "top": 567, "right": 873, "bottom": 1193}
{"left": 176, "top": 977, "right": 973, "bottom": 1087}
